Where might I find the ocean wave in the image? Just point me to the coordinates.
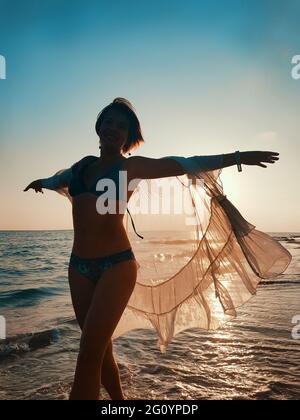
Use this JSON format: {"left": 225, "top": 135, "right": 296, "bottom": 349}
{"left": 0, "top": 267, "right": 28, "bottom": 277}
{"left": 273, "top": 236, "right": 300, "bottom": 243}
{"left": 0, "top": 328, "right": 61, "bottom": 359}
{"left": 0, "top": 265, "right": 54, "bottom": 277}
{"left": 0, "top": 287, "right": 63, "bottom": 308}
{"left": 260, "top": 279, "right": 300, "bottom": 286}
{"left": 149, "top": 239, "right": 199, "bottom": 245}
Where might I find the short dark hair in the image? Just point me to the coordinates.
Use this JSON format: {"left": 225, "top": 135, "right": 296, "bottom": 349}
{"left": 95, "top": 97, "right": 145, "bottom": 154}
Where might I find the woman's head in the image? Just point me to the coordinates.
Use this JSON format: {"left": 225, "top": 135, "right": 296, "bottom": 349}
{"left": 95, "top": 98, "right": 145, "bottom": 155}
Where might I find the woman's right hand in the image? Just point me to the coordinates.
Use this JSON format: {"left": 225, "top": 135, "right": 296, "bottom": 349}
{"left": 23, "top": 180, "right": 44, "bottom": 193}
{"left": 241, "top": 151, "right": 280, "bottom": 168}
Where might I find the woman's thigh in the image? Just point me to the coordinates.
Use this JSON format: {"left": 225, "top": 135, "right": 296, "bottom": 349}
{"left": 79, "top": 259, "right": 137, "bottom": 358}
{"left": 68, "top": 264, "right": 96, "bottom": 330}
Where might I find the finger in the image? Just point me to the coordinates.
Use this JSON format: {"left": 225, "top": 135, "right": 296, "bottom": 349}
{"left": 264, "top": 156, "right": 279, "bottom": 162}
{"left": 263, "top": 154, "right": 278, "bottom": 161}
{"left": 264, "top": 153, "right": 278, "bottom": 160}
{"left": 258, "top": 163, "right": 267, "bottom": 168}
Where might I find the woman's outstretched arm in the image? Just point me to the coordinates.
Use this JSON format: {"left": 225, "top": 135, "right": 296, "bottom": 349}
{"left": 23, "top": 168, "right": 72, "bottom": 194}
{"left": 129, "top": 151, "right": 280, "bottom": 180}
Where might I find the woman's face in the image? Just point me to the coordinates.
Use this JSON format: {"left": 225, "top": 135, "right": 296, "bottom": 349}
{"left": 98, "top": 109, "right": 129, "bottom": 154}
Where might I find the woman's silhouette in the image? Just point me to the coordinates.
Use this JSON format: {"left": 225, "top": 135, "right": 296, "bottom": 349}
{"left": 24, "top": 97, "right": 281, "bottom": 400}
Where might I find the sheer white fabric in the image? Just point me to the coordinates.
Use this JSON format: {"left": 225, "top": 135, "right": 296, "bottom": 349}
{"left": 51, "top": 157, "right": 292, "bottom": 353}
{"left": 40, "top": 168, "right": 72, "bottom": 190}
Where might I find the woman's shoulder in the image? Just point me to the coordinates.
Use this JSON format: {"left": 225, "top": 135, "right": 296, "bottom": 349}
{"left": 71, "top": 155, "right": 98, "bottom": 175}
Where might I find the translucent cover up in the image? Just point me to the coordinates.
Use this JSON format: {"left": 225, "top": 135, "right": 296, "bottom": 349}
{"left": 51, "top": 156, "right": 292, "bottom": 353}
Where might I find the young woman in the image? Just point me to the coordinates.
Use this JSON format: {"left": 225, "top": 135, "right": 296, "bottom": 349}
{"left": 24, "top": 97, "right": 281, "bottom": 400}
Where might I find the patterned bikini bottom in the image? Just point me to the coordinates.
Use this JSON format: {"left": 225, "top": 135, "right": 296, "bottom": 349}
{"left": 69, "top": 248, "right": 136, "bottom": 283}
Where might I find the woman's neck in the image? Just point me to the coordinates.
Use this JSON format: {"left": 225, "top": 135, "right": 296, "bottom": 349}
{"left": 99, "top": 151, "right": 124, "bottom": 163}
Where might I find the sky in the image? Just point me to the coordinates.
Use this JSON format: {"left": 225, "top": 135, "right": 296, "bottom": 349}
{"left": 0, "top": 0, "right": 299, "bottom": 231}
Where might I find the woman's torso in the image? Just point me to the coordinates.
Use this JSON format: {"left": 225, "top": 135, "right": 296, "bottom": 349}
{"left": 69, "top": 155, "right": 138, "bottom": 258}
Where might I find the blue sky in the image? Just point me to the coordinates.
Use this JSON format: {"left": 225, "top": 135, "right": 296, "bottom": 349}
{"left": 0, "top": 0, "right": 299, "bottom": 230}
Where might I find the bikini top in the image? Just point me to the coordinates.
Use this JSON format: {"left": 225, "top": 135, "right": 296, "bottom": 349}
{"left": 69, "top": 155, "right": 125, "bottom": 198}
{"left": 68, "top": 155, "right": 143, "bottom": 239}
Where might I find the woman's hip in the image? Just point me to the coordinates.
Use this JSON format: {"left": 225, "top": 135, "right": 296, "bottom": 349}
{"left": 69, "top": 247, "right": 136, "bottom": 283}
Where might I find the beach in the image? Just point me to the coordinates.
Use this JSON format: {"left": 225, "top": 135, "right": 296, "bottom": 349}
{"left": 0, "top": 230, "right": 299, "bottom": 400}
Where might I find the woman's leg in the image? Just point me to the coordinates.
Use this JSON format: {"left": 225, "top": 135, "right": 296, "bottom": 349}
{"left": 68, "top": 264, "right": 125, "bottom": 399}
{"left": 101, "top": 340, "right": 125, "bottom": 400}
{"left": 69, "top": 259, "right": 137, "bottom": 400}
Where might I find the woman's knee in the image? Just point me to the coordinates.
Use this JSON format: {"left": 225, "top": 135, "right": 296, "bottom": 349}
{"left": 103, "top": 339, "right": 114, "bottom": 363}
{"left": 79, "top": 334, "right": 107, "bottom": 362}
{"left": 79, "top": 338, "right": 114, "bottom": 367}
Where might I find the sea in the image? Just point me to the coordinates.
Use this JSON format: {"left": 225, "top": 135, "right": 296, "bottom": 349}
{"left": 0, "top": 230, "right": 299, "bottom": 400}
